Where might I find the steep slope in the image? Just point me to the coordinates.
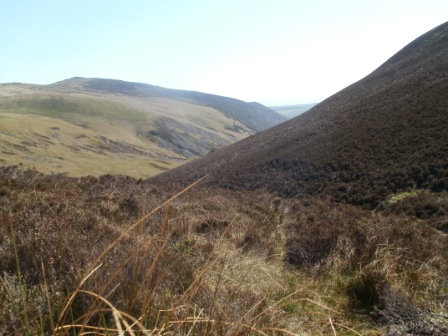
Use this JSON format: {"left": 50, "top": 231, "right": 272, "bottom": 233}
{"left": 158, "top": 21, "right": 448, "bottom": 208}
{"left": 0, "top": 78, "right": 285, "bottom": 177}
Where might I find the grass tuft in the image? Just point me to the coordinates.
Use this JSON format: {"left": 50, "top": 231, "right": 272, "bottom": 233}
{"left": 1, "top": 167, "right": 447, "bottom": 334}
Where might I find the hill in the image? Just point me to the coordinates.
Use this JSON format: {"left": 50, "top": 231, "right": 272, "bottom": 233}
{"left": 158, "top": 21, "right": 448, "bottom": 209}
{"left": 2, "top": 23, "right": 448, "bottom": 335}
{"left": 0, "top": 78, "right": 285, "bottom": 177}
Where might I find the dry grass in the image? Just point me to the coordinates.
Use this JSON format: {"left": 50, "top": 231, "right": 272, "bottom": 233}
{"left": 0, "top": 167, "right": 447, "bottom": 335}
{"left": 0, "top": 81, "right": 264, "bottom": 177}
{"left": 0, "top": 112, "right": 178, "bottom": 177}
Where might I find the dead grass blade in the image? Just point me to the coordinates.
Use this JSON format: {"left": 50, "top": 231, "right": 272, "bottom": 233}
{"left": 329, "top": 315, "right": 337, "bottom": 336}
{"left": 55, "top": 289, "right": 149, "bottom": 336}
{"left": 56, "top": 177, "right": 207, "bottom": 333}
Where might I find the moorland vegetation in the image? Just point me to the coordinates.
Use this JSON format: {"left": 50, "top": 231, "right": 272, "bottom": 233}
{"left": 1, "top": 167, "right": 447, "bottom": 335}
{"left": 158, "top": 22, "right": 448, "bottom": 210}
{"left": 1, "top": 21, "right": 448, "bottom": 336}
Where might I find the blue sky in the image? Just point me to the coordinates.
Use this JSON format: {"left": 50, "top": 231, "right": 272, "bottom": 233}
{"left": 1, "top": 1, "right": 447, "bottom": 104}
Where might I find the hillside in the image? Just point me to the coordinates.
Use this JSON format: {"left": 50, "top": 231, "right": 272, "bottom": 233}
{"left": 2, "top": 23, "right": 448, "bottom": 336}
{"left": 0, "top": 78, "right": 285, "bottom": 177}
{"left": 1, "top": 166, "right": 447, "bottom": 335}
{"left": 158, "top": 21, "right": 448, "bottom": 209}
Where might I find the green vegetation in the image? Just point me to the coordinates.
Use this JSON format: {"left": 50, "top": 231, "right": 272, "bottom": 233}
{"left": 0, "top": 94, "right": 148, "bottom": 122}
{"left": 0, "top": 79, "right": 281, "bottom": 177}
{"left": 387, "top": 190, "right": 421, "bottom": 205}
{"left": 0, "top": 112, "right": 176, "bottom": 178}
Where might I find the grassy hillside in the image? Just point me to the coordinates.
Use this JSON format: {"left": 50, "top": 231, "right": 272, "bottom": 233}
{"left": 0, "top": 112, "right": 177, "bottom": 177}
{"left": 52, "top": 77, "right": 287, "bottom": 132}
{"left": 0, "top": 79, "right": 284, "bottom": 177}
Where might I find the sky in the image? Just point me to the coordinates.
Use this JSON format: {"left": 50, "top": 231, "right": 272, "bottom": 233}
{"left": 1, "top": 1, "right": 447, "bottom": 105}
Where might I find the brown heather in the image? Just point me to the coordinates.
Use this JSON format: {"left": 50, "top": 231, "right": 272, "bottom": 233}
{"left": 157, "top": 21, "right": 448, "bottom": 210}
{"left": 2, "top": 21, "right": 448, "bottom": 336}
{"left": 1, "top": 166, "right": 447, "bottom": 335}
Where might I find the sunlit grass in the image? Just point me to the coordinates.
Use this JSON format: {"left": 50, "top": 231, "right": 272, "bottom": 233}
{"left": 0, "top": 88, "right": 255, "bottom": 177}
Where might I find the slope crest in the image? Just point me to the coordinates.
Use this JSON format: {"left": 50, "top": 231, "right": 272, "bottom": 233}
{"left": 49, "top": 77, "right": 286, "bottom": 132}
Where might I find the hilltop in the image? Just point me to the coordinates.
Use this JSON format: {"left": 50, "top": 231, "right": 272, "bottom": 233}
{"left": 158, "top": 21, "right": 448, "bottom": 209}
{"left": 0, "top": 78, "right": 285, "bottom": 177}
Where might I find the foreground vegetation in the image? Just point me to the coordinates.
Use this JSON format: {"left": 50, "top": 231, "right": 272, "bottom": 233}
{"left": 1, "top": 167, "right": 447, "bottom": 335}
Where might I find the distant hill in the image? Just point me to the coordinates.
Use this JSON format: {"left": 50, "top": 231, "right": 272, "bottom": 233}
{"left": 157, "top": 21, "right": 448, "bottom": 208}
{"left": 271, "top": 103, "right": 317, "bottom": 118}
{"left": 0, "top": 78, "right": 285, "bottom": 177}
{"left": 49, "top": 78, "right": 286, "bottom": 133}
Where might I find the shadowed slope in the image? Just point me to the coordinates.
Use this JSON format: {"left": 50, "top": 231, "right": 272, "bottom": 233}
{"left": 157, "top": 21, "right": 448, "bottom": 208}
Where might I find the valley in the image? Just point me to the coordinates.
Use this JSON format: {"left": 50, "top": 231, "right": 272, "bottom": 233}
{"left": 271, "top": 103, "right": 317, "bottom": 118}
{"left": 1, "top": 22, "right": 448, "bottom": 336}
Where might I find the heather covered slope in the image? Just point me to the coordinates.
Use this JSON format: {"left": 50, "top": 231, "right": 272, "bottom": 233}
{"left": 158, "top": 21, "right": 448, "bottom": 208}
{"left": 0, "top": 78, "right": 285, "bottom": 177}
{"left": 1, "top": 166, "right": 447, "bottom": 334}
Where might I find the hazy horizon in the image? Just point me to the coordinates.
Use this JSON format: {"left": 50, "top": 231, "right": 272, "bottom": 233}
{"left": 2, "top": 1, "right": 447, "bottom": 104}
